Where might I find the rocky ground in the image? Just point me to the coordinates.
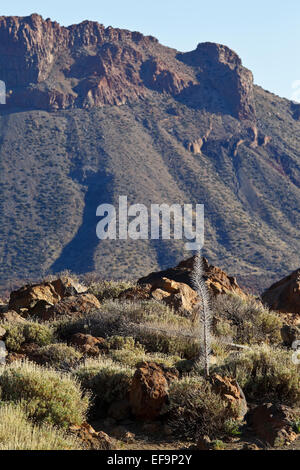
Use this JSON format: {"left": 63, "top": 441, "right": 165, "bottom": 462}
{"left": 0, "top": 256, "right": 299, "bottom": 450}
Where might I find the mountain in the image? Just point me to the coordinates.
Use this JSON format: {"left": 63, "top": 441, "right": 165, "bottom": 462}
{"left": 0, "top": 13, "right": 299, "bottom": 293}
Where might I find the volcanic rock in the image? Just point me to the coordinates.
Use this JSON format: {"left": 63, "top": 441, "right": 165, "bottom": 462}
{"left": 138, "top": 256, "right": 247, "bottom": 299}
{"left": 262, "top": 269, "right": 300, "bottom": 315}
{"left": 248, "top": 403, "right": 298, "bottom": 447}
{"left": 129, "top": 361, "right": 178, "bottom": 421}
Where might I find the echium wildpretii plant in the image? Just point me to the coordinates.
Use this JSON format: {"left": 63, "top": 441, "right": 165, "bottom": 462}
{"left": 191, "top": 251, "right": 212, "bottom": 377}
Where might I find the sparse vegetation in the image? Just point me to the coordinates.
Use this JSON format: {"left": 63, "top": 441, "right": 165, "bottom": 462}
{"left": 73, "top": 357, "right": 134, "bottom": 406}
{"left": 1, "top": 321, "right": 54, "bottom": 352}
{"left": 0, "top": 360, "right": 89, "bottom": 427}
{"left": 167, "top": 376, "right": 240, "bottom": 440}
{"left": 0, "top": 403, "right": 81, "bottom": 450}
{"left": 88, "top": 280, "right": 134, "bottom": 300}
{"left": 33, "top": 343, "right": 82, "bottom": 368}
{"left": 212, "top": 294, "right": 282, "bottom": 345}
{"left": 0, "top": 273, "right": 299, "bottom": 451}
{"left": 213, "top": 344, "right": 300, "bottom": 406}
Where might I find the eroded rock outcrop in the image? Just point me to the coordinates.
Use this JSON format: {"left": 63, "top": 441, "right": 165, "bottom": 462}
{"left": 129, "top": 361, "right": 178, "bottom": 421}
{"left": 138, "top": 256, "right": 247, "bottom": 299}
{"left": 179, "top": 42, "right": 256, "bottom": 120}
{"left": 262, "top": 269, "right": 300, "bottom": 315}
{"left": 0, "top": 14, "right": 255, "bottom": 120}
{"left": 8, "top": 276, "right": 87, "bottom": 314}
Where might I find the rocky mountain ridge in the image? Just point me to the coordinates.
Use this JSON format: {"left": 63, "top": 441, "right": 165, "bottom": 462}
{"left": 0, "top": 14, "right": 299, "bottom": 292}
{"left": 0, "top": 14, "right": 255, "bottom": 120}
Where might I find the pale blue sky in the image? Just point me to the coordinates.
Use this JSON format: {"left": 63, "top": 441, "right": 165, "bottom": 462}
{"left": 1, "top": 0, "right": 300, "bottom": 100}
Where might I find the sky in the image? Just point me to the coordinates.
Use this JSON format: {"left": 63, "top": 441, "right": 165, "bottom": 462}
{"left": 1, "top": 0, "right": 300, "bottom": 101}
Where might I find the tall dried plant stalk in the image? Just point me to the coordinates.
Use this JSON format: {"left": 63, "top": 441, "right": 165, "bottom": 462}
{"left": 191, "top": 251, "right": 212, "bottom": 377}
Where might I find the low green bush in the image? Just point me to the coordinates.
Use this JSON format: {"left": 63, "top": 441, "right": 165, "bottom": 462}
{"left": 212, "top": 294, "right": 282, "bottom": 345}
{"left": 74, "top": 357, "right": 133, "bottom": 405}
{"left": 213, "top": 344, "right": 300, "bottom": 406}
{"left": 132, "top": 325, "right": 199, "bottom": 359}
{"left": 0, "top": 360, "right": 89, "bottom": 427}
{"left": 108, "top": 347, "right": 181, "bottom": 368}
{"left": 167, "top": 376, "right": 239, "bottom": 439}
{"left": 2, "top": 322, "right": 54, "bottom": 352}
{"left": 0, "top": 403, "right": 81, "bottom": 450}
{"left": 34, "top": 343, "right": 82, "bottom": 368}
{"left": 88, "top": 280, "right": 134, "bottom": 300}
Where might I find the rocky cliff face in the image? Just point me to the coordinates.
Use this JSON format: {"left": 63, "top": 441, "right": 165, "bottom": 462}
{"left": 0, "top": 14, "right": 299, "bottom": 294}
{"left": 0, "top": 14, "right": 255, "bottom": 119}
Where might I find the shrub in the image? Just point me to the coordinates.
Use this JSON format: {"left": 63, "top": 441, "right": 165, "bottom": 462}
{"left": 2, "top": 322, "right": 54, "bottom": 352}
{"left": 167, "top": 376, "right": 238, "bottom": 439}
{"left": 74, "top": 357, "right": 133, "bottom": 405}
{"left": 53, "top": 309, "right": 125, "bottom": 340}
{"left": 213, "top": 344, "right": 300, "bottom": 406}
{"left": 88, "top": 280, "right": 134, "bottom": 300}
{"left": 109, "top": 347, "right": 181, "bottom": 368}
{"left": 34, "top": 343, "right": 82, "bottom": 368}
{"left": 100, "top": 299, "right": 190, "bottom": 327}
{"left": 0, "top": 360, "right": 89, "bottom": 427}
{"left": 212, "top": 294, "right": 282, "bottom": 345}
{"left": 107, "top": 335, "right": 144, "bottom": 351}
{"left": 0, "top": 403, "right": 81, "bottom": 450}
{"left": 131, "top": 324, "right": 199, "bottom": 359}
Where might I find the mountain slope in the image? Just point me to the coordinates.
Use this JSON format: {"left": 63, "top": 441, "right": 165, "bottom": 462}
{"left": 0, "top": 14, "right": 299, "bottom": 293}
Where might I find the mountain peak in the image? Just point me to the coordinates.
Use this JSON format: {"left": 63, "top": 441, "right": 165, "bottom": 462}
{"left": 0, "top": 14, "right": 255, "bottom": 120}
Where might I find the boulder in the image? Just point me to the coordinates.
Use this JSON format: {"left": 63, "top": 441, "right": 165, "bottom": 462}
{"left": 70, "top": 333, "right": 108, "bottom": 356}
{"left": 119, "top": 284, "right": 152, "bottom": 302}
{"left": 210, "top": 373, "right": 247, "bottom": 420}
{"left": 120, "top": 278, "right": 198, "bottom": 315}
{"left": 248, "top": 403, "right": 298, "bottom": 447}
{"left": 262, "top": 269, "right": 300, "bottom": 315}
{"left": 38, "top": 293, "right": 101, "bottom": 320}
{"left": 69, "top": 423, "right": 115, "bottom": 450}
{"left": 151, "top": 278, "right": 199, "bottom": 315}
{"left": 8, "top": 277, "right": 87, "bottom": 314}
{"left": 0, "top": 310, "right": 27, "bottom": 323}
{"left": 129, "top": 361, "right": 178, "bottom": 421}
{"left": 138, "top": 256, "right": 247, "bottom": 299}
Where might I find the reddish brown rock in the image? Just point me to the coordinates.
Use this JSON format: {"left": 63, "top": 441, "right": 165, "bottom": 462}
{"left": 151, "top": 277, "right": 199, "bottom": 315}
{"left": 210, "top": 373, "right": 247, "bottom": 420}
{"left": 119, "top": 284, "right": 152, "bottom": 301}
{"left": 138, "top": 256, "right": 247, "bottom": 299}
{"left": 8, "top": 277, "right": 87, "bottom": 314}
{"left": 0, "top": 14, "right": 255, "bottom": 121}
{"left": 69, "top": 423, "right": 115, "bottom": 450}
{"left": 129, "top": 361, "right": 178, "bottom": 421}
{"left": 262, "top": 269, "right": 300, "bottom": 315}
{"left": 41, "top": 293, "right": 101, "bottom": 320}
{"left": 248, "top": 403, "right": 298, "bottom": 447}
{"left": 70, "top": 333, "right": 108, "bottom": 356}
{"left": 120, "top": 278, "right": 198, "bottom": 315}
